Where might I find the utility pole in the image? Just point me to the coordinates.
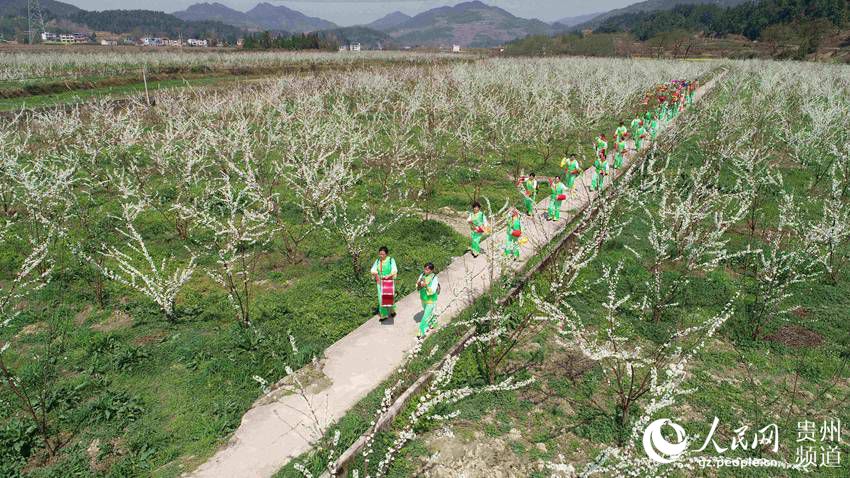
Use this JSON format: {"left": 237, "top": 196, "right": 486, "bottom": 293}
{"left": 27, "top": 0, "right": 46, "bottom": 45}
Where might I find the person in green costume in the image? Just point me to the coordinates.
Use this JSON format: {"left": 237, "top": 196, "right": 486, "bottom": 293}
{"left": 370, "top": 246, "right": 398, "bottom": 321}
{"left": 591, "top": 155, "right": 610, "bottom": 191}
{"left": 630, "top": 116, "right": 642, "bottom": 138}
{"left": 562, "top": 155, "right": 581, "bottom": 194}
{"left": 416, "top": 262, "right": 440, "bottom": 339}
{"left": 547, "top": 175, "right": 567, "bottom": 221}
{"left": 650, "top": 113, "right": 659, "bottom": 141}
{"left": 467, "top": 201, "right": 488, "bottom": 258}
{"left": 504, "top": 209, "right": 522, "bottom": 259}
{"left": 635, "top": 122, "right": 647, "bottom": 150}
{"left": 595, "top": 134, "right": 608, "bottom": 160}
{"left": 614, "top": 136, "right": 627, "bottom": 169}
{"left": 615, "top": 121, "right": 628, "bottom": 142}
{"left": 521, "top": 172, "right": 538, "bottom": 216}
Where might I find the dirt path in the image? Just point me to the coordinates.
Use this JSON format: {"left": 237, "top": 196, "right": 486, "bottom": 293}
{"left": 186, "top": 72, "right": 724, "bottom": 478}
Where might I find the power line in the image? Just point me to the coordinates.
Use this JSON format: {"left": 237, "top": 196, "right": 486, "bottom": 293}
{"left": 27, "top": 0, "right": 46, "bottom": 45}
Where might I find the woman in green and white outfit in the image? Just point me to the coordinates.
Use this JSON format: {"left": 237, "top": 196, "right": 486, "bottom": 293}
{"left": 370, "top": 246, "right": 398, "bottom": 321}
{"left": 548, "top": 175, "right": 567, "bottom": 221}
{"left": 416, "top": 262, "right": 440, "bottom": 338}
{"left": 504, "top": 209, "right": 523, "bottom": 260}
{"left": 467, "top": 201, "right": 488, "bottom": 258}
{"left": 521, "top": 173, "right": 538, "bottom": 216}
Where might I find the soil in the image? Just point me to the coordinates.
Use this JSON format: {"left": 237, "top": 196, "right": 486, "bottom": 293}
{"left": 74, "top": 304, "right": 94, "bottom": 325}
{"left": 91, "top": 309, "right": 133, "bottom": 332}
{"left": 765, "top": 324, "right": 824, "bottom": 348}
{"left": 418, "top": 429, "right": 539, "bottom": 478}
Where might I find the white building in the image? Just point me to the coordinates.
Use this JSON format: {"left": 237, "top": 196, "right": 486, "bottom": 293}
{"left": 452, "top": 44, "right": 462, "bottom": 53}
{"left": 59, "top": 33, "right": 89, "bottom": 44}
{"left": 142, "top": 37, "right": 177, "bottom": 47}
{"left": 100, "top": 39, "right": 118, "bottom": 46}
{"left": 41, "top": 32, "right": 59, "bottom": 42}
{"left": 350, "top": 42, "right": 361, "bottom": 52}
{"left": 187, "top": 38, "right": 208, "bottom": 47}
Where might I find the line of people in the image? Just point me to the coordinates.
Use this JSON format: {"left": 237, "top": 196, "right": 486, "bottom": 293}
{"left": 369, "top": 78, "right": 698, "bottom": 339}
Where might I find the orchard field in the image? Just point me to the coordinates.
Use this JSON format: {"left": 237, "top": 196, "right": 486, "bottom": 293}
{"left": 0, "top": 50, "right": 847, "bottom": 478}
{"left": 295, "top": 60, "right": 850, "bottom": 478}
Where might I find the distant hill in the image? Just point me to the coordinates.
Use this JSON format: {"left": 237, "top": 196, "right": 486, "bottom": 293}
{"left": 593, "top": 0, "right": 849, "bottom": 40}
{"left": 69, "top": 10, "right": 243, "bottom": 41}
{"left": 0, "top": 0, "right": 81, "bottom": 17}
{"left": 507, "top": 0, "right": 850, "bottom": 61}
{"left": 573, "top": 0, "right": 750, "bottom": 30}
{"left": 175, "top": 2, "right": 336, "bottom": 33}
{"left": 365, "top": 11, "right": 411, "bottom": 32}
{"left": 245, "top": 3, "right": 336, "bottom": 32}
{"left": 0, "top": 0, "right": 243, "bottom": 43}
{"left": 553, "top": 11, "right": 603, "bottom": 28}
{"left": 320, "top": 26, "right": 392, "bottom": 49}
{"left": 386, "top": 0, "right": 554, "bottom": 47}
{"left": 172, "top": 2, "right": 255, "bottom": 28}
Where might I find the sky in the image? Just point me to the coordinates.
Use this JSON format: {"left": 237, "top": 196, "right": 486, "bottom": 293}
{"left": 62, "top": 0, "right": 634, "bottom": 26}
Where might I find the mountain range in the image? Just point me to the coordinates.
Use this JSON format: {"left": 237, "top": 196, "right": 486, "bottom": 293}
{"left": 175, "top": 1, "right": 556, "bottom": 47}
{"left": 0, "top": 0, "right": 766, "bottom": 48}
{"left": 0, "top": 0, "right": 243, "bottom": 42}
{"left": 173, "top": 2, "right": 336, "bottom": 33}
{"left": 568, "top": 0, "right": 752, "bottom": 30}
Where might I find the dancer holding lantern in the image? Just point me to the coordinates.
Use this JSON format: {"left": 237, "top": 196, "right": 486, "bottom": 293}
{"left": 467, "top": 201, "right": 488, "bottom": 258}
{"left": 615, "top": 121, "right": 628, "bottom": 142}
{"left": 370, "top": 246, "right": 398, "bottom": 321}
{"left": 562, "top": 155, "right": 581, "bottom": 195}
{"left": 595, "top": 134, "right": 608, "bottom": 160}
{"left": 547, "top": 175, "right": 568, "bottom": 221}
{"left": 504, "top": 208, "right": 523, "bottom": 259}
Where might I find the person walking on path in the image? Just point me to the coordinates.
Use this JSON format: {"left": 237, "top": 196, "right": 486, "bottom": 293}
{"left": 521, "top": 172, "right": 538, "bottom": 216}
{"left": 467, "top": 201, "right": 488, "bottom": 258}
{"left": 650, "top": 112, "right": 660, "bottom": 141}
{"left": 591, "top": 155, "right": 610, "bottom": 191}
{"left": 630, "top": 115, "right": 642, "bottom": 139}
{"left": 370, "top": 246, "right": 398, "bottom": 321}
{"left": 504, "top": 208, "right": 523, "bottom": 259}
{"left": 547, "top": 175, "right": 568, "bottom": 221}
{"left": 562, "top": 155, "right": 581, "bottom": 196}
{"left": 635, "top": 121, "right": 648, "bottom": 151}
{"left": 615, "top": 121, "right": 628, "bottom": 142}
{"left": 416, "top": 262, "right": 440, "bottom": 339}
{"left": 595, "top": 134, "right": 608, "bottom": 160}
{"left": 614, "top": 135, "right": 627, "bottom": 170}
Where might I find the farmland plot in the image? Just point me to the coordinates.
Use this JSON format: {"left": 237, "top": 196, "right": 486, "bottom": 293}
{"left": 322, "top": 60, "right": 850, "bottom": 478}
{"left": 0, "top": 55, "right": 713, "bottom": 477}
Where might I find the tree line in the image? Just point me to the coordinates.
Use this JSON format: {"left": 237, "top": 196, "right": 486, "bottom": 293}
{"left": 241, "top": 31, "right": 338, "bottom": 51}
{"left": 595, "top": 0, "right": 849, "bottom": 41}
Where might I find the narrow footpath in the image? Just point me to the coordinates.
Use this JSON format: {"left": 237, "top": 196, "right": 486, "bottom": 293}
{"left": 188, "top": 73, "right": 723, "bottom": 478}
